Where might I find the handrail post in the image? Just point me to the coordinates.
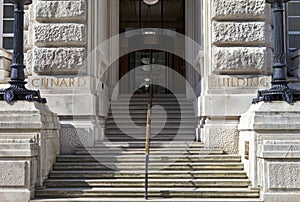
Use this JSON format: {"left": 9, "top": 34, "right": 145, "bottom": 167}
{"left": 145, "top": 49, "right": 153, "bottom": 200}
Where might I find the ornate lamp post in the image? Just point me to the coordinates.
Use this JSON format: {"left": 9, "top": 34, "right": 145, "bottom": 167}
{"left": 0, "top": 0, "right": 46, "bottom": 103}
{"left": 253, "top": 0, "right": 300, "bottom": 104}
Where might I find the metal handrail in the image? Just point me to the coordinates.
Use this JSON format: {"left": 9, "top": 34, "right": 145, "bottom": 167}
{"left": 144, "top": 50, "right": 153, "bottom": 200}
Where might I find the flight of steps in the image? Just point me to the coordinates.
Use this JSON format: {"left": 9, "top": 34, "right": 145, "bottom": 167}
{"left": 105, "top": 94, "right": 196, "bottom": 142}
{"left": 32, "top": 94, "right": 262, "bottom": 202}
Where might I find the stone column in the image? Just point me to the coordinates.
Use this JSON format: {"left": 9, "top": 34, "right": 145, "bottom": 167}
{"left": 239, "top": 102, "right": 300, "bottom": 202}
{"left": 0, "top": 101, "right": 59, "bottom": 202}
{"left": 26, "top": 0, "right": 110, "bottom": 154}
{"left": 200, "top": 0, "right": 273, "bottom": 153}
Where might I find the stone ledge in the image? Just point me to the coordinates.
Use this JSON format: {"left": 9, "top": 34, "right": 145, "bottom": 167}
{"left": 212, "top": 22, "right": 272, "bottom": 46}
{"left": 212, "top": 0, "right": 271, "bottom": 21}
{"left": 34, "top": 23, "right": 86, "bottom": 47}
{"left": 36, "top": 1, "right": 86, "bottom": 22}
{"left": 263, "top": 193, "right": 300, "bottom": 202}
{"left": 212, "top": 47, "right": 272, "bottom": 74}
{"left": 0, "top": 189, "right": 32, "bottom": 202}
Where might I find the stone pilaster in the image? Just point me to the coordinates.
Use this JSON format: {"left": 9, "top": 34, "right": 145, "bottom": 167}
{"left": 239, "top": 102, "right": 300, "bottom": 202}
{"left": 200, "top": 0, "right": 273, "bottom": 153}
{"left": 0, "top": 101, "right": 59, "bottom": 202}
{"left": 26, "top": 0, "right": 110, "bottom": 153}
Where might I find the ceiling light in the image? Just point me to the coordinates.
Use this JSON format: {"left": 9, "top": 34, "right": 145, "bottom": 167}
{"left": 143, "top": 0, "right": 159, "bottom": 6}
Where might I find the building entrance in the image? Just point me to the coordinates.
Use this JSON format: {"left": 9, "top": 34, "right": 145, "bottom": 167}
{"left": 119, "top": 0, "right": 185, "bottom": 94}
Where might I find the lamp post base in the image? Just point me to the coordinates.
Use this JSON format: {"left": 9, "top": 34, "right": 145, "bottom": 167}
{"left": 253, "top": 84, "right": 300, "bottom": 104}
{"left": 0, "top": 84, "right": 46, "bottom": 103}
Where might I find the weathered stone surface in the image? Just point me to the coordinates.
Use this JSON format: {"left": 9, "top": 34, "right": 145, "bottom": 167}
{"left": 34, "top": 23, "right": 86, "bottom": 46}
{"left": 0, "top": 50, "right": 11, "bottom": 81}
{"left": 269, "top": 163, "right": 300, "bottom": 189}
{"left": 31, "top": 48, "right": 86, "bottom": 74}
{"left": 212, "top": 0, "right": 270, "bottom": 20}
{"left": 205, "top": 127, "right": 239, "bottom": 154}
{"left": 212, "top": 47, "right": 272, "bottom": 74}
{"left": 212, "top": 22, "right": 272, "bottom": 46}
{"left": 24, "top": 10, "right": 29, "bottom": 30}
{"left": 239, "top": 102, "right": 300, "bottom": 201}
{"left": 0, "top": 161, "right": 26, "bottom": 186}
{"left": 36, "top": 1, "right": 86, "bottom": 22}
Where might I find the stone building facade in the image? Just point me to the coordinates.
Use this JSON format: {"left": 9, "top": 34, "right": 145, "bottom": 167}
{"left": 0, "top": 0, "right": 299, "bottom": 201}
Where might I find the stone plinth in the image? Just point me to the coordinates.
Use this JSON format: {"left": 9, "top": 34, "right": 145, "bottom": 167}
{"left": 0, "top": 101, "right": 60, "bottom": 202}
{"left": 239, "top": 102, "right": 300, "bottom": 202}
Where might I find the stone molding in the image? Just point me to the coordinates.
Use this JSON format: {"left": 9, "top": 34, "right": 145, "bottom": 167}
{"left": 239, "top": 102, "right": 300, "bottom": 202}
{"left": 0, "top": 102, "right": 60, "bottom": 202}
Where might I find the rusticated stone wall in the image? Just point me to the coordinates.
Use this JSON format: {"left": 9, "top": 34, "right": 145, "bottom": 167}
{"left": 27, "top": 0, "right": 87, "bottom": 75}
{"left": 201, "top": 0, "right": 273, "bottom": 154}
{"left": 211, "top": 0, "right": 272, "bottom": 74}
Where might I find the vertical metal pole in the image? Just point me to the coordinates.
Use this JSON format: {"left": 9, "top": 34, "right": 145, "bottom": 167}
{"left": 271, "top": 0, "right": 288, "bottom": 85}
{"left": 253, "top": 0, "right": 300, "bottom": 104}
{"left": 144, "top": 50, "right": 152, "bottom": 200}
{"left": 0, "top": 0, "right": 46, "bottom": 103}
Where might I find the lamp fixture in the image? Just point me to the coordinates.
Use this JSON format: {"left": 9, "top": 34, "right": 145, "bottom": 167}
{"left": 143, "top": 0, "right": 159, "bottom": 6}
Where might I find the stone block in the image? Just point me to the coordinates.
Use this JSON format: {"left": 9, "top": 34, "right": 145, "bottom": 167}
{"left": 30, "top": 48, "right": 86, "bottom": 74}
{"left": 239, "top": 102, "right": 300, "bottom": 201}
{"left": 59, "top": 119, "right": 101, "bottom": 155}
{"left": 36, "top": 1, "right": 86, "bottom": 22}
{"left": 0, "top": 50, "right": 12, "bottom": 81}
{"left": 0, "top": 189, "right": 32, "bottom": 202}
{"left": 212, "top": 47, "right": 272, "bottom": 74}
{"left": 0, "top": 161, "right": 26, "bottom": 187}
{"left": 212, "top": 0, "right": 271, "bottom": 21}
{"left": 201, "top": 94, "right": 264, "bottom": 117}
{"left": 268, "top": 163, "right": 300, "bottom": 189}
{"left": 204, "top": 127, "right": 239, "bottom": 154}
{"left": 212, "top": 22, "right": 272, "bottom": 46}
{"left": 34, "top": 23, "right": 86, "bottom": 47}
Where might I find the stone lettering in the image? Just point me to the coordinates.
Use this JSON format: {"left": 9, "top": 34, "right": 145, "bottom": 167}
{"left": 210, "top": 77, "right": 270, "bottom": 88}
{"left": 31, "top": 77, "right": 87, "bottom": 88}
{"left": 51, "top": 78, "right": 60, "bottom": 87}
{"left": 78, "top": 78, "right": 87, "bottom": 87}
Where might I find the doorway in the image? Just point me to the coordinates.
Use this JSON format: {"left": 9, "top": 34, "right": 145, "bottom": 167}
{"left": 119, "top": 0, "right": 185, "bottom": 94}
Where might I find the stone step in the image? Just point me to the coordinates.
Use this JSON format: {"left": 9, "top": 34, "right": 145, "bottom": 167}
{"left": 53, "top": 162, "right": 244, "bottom": 171}
{"left": 106, "top": 119, "right": 195, "bottom": 124}
{"left": 56, "top": 155, "right": 241, "bottom": 163}
{"left": 48, "top": 170, "right": 249, "bottom": 179}
{"left": 31, "top": 198, "right": 263, "bottom": 202}
{"left": 117, "top": 94, "right": 187, "bottom": 98}
{"left": 74, "top": 148, "right": 223, "bottom": 155}
{"left": 107, "top": 114, "right": 195, "bottom": 119}
{"left": 105, "top": 128, "right": 195, "bottom": 137}
{"left": 104, "top": 136, "right": 196, "bottom": 142}
{"left": 111, "top": 105, "right": 193, "bottom": 110}
{"left": 111, "top": 102, "right": 192, "bottom": 106}
{"left": 115, "top": 97, "right": 189, "bottom": 101}
{"left": 43, "top": 179, "right": 251, "bottom": 188}
{"left": 105, "top": 128, "right": 195, "bottom": 132}
{"left": 93, "top": 141, "right": 204, "bottom": 148}
{"left": 105, "top": 124, "right": 196, "bottom": 129}
{"left": 108, "top": 110, "right": 194, "bottom": 114}
{"left": 35, "top": 187, "right": 260, "bottom": 198}
{"left": 112, "top": 97, "right": 192, "bottom": 104}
